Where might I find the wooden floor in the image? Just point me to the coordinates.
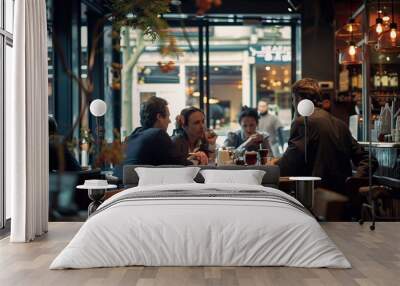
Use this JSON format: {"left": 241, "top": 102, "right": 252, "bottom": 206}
{"left": 1, "top": 222, "right": 400, "bottom": 286}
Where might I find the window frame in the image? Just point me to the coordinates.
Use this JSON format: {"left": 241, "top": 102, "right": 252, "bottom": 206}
{"left": 0, "top": 0, "right": 14, "bottom": 230}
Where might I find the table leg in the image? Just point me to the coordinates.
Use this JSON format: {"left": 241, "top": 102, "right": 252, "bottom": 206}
{"left": 87, "top": 189, "right": 105, "bottom": 216}
{"left": 295, "top": 180, "right": 315, "bottom": 209}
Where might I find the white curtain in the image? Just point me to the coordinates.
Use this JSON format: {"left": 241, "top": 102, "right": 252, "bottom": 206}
{"left": 6, "top": 0, "right": 49, "bottom": 242}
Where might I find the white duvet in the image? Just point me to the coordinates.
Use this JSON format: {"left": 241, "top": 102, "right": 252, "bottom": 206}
{"left": 50, "top": 183, "right": 351, "bottom": 269}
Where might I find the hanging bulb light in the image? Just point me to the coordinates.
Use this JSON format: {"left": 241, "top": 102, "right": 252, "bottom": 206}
{"left": 348, "top": 14, "right": 357, "bottom": 57}
{"left": 382, "top": 14, "right": 390, "bottom": 22}
{"left": 376, "top": 0, "right": 399, "bottom": 53}
{"left": 389, "top": 0, "right": 397, "bottom": 41}
{"left": 348, "top": 19, "right": 354, "bottom": 33}
{"left": 376, "top": 0, "right": 383, "bottom": 34}
{"left": 348, "top": 41, "right": 356, "bottom": 56}
{"left": 376, "top": 18, "right": 384, "bottom": 34}
{"left": 390, "top": 23, "right": 398, "bottom": 41}
{"left": 335, "top": 2, "right": 361, "bottom": 40}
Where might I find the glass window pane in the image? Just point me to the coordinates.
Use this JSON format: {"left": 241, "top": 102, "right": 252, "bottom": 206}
{"left": 5, "top": 44, "right": 13, "bottom": 219}
{"left": 0, "top": 0, "right": 2, "bottom": 29}
{"left": 5, "top": 0, "right": 14, "bottom": 33}
{"left": 0, "top": 39, "right": 3, "bottom": 228}
{"left": 120, "top": 27, "right": 200, "bottom": 138}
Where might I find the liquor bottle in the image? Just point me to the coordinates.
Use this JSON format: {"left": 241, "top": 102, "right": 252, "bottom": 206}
{"left": 381, "top": 71, "right": 389, "bottom": 87}
{"left": 389, "top": 72, "right": 398, "bottom": 87}
{"left": 395, "top": 116, "right": 400, "bottom": 142}
{"left": 374, "top": 71, "right": 381, "bottom": 88}
{"left": 379, "top": 103, "right": 392, "bottom": 139}
{"left": 351, "top": 72, "right": 358, "bottom": 89}
{"left": 357, "top": 73, "right": 362, "bottom": 89}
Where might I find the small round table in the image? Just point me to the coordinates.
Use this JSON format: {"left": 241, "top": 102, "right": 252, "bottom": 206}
{"left": 76, "top": 184, "right": 117, "bottom": 216}
{"left": 289, "top": 177, "right": 321, "bottom": 209}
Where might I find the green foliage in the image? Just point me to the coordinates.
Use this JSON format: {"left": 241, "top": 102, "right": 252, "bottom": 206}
{"left": 108, "top": 0, "right": 171, "bottom": 41}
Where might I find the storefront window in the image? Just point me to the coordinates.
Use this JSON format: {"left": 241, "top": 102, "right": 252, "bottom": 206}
{"left": 121, "top": 22, "right": 297, "bottom": 142}
{"left": 5, "top": 0, "right": 14, "bottom": 33}
{"left": 1, "top": 0, "right": 15, "bottom": 228}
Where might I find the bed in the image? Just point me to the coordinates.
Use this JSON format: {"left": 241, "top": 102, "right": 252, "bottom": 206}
{"left": 50, "top": 165, "right": 351, "bottom": 269}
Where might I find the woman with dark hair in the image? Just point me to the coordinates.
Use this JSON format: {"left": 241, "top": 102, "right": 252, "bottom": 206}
{"left": 172, "top": 107, "right": 217, "bottom": 165}
{"left": 224, "top": 106, "right": 271, "bottom": 156}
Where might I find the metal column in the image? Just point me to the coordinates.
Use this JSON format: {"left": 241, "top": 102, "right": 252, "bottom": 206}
{"left": 205, "top": 20, "right": 210, "bottom": 128}
{"left": 362, "top": 1, "right": 370, "bottom": 142}
{"left": 198, "top": 21, "right": 204, "bottom": 111}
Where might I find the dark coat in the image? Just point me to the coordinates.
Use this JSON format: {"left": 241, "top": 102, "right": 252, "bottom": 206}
{"left": 278, "top": 108, "right": 378, "bottom": 193}
{"left": 113, "top": 127, "right": 190, "bottom": 179}
{"left": 49, "top": 135, "right": 81, "bottom": 172}
{"left": 172, "top": 132, "right": 209, "bottom": 159}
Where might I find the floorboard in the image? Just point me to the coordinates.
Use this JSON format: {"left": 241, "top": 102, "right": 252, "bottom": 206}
{"left": 1, "top": 222, "right": 399, "bottom": 286}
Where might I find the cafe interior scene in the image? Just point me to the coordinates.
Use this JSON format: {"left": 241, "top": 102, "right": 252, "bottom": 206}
{"left": 1, "top": 0, "right": 400, "bottom": 285}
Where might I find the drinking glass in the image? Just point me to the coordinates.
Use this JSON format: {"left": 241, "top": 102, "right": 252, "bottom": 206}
{"left": 244, "top": 151, "right": 258, "bottom": 165}
{"left": 258, "top": 149, "right": 269, "bottom": 165}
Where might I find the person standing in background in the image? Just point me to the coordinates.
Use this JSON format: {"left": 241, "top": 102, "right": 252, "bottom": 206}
{"left": 257, "top": 99, "right": 284, "bottom": 156}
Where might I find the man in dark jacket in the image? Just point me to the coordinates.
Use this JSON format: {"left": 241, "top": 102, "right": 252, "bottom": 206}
{"left": 49, "top": 116, "right": 81, "bottom": 172}
{"left": 276, "top": 78, "right": 378, "bottom": 194}
{"left": 114, "top": 96, "right": 190, "bottom": 179}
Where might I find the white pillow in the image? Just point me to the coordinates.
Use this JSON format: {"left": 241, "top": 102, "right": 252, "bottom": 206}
{"left": 200, "top": 169, "right": 265, "bottom": 185}
{"left": 135, "top": 167, "right": 200, "bottom": 186}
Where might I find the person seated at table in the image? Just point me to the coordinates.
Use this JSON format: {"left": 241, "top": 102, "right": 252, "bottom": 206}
{"left": 273, "top": 78, "right": 378, "bottom": 194}
{"left": 113, "top": 96, "right": 191, "bottom": 179}
{"left": 49, "top": 116, "right": 81, "bottom": 172}
{"left": 48, "top": 116, "right": 82, "bottom": 218}
{"left": 224, "top": 106, "right": 271, "bottom": 156}
{"left": 172, "top": 107, "right": 218, "bottom": 165}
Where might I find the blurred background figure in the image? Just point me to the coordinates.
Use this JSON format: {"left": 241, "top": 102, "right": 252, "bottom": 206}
{"left": 224, "top": 106, "right": 271, "bottom": 156}
{"left": 257, "top": 99, "right": 284, "bottom": 157}
{"left": 321, "top": 93, "right": 332, "bottom": 112}
{"left": 48, "top": 116, "right": 82, "bottom": 219}
{"left": 49, "top": 116, "right": 81, "bottom": 172}
{"left": 210, "top": 104, "right": 225, "bottom": 130}
{"left": 173, "top": 107, "right": 217, "bottom": 165}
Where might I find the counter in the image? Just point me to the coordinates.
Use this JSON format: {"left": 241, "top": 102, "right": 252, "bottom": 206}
{"left": 359, "top": 141, "right": 400, "bottom": 179}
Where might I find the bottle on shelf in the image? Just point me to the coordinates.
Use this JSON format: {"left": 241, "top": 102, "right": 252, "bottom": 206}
{"left": 357, "top": 73, "right": 362, "bottom": 89}
{"left": 389, "top": 72, "right": 398, "bottom": 87}
{"left": 394, "top": 116, "right": 400, "bottom": 142}
{"left": 374, "top": 71, "right": 381, "bottom": 88}
{"left": 381, "top": 71, "right": 389, "bottom": 87}
{"left": 378, "top": 103, "right": 392, "bottom": 141}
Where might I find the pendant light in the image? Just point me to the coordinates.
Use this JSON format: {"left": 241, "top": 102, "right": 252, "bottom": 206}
{"left": 338, "top": 0, "right": 362, "bottom": 65}
{"left": 389, "top": 0, "right": 397, "bottom": 42}
{"left": 368, "top": 0, "right": 390, "bottom": 44}
{"left": 376, "top": 0, "right": 384, "bottom": 34}
{"left": 376, "top": 0, "right": 400, "bottom": 53}
{"left": 336, "top": 18, "right": 362, "bottom": 40}
{"left": 348, "top": 41, "right": 357, "bottom": 56}
{"left": 336, "top": 1, "right": 362, "bottom": 40}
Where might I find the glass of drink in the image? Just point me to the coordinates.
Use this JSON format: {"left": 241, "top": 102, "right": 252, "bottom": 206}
{"left": 244, "top": 151, "right": 258, "bottom": 165}
{"left": 258, "top": 149, "right": 269, "bottom": 165}
{"left": 235, "top": 156, "right": 245, "bottom": 165}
